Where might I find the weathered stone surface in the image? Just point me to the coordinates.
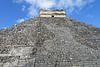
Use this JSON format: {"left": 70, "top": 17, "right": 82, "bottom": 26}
{"left": 0, "top": 17, "right": 100, "bottom": 67}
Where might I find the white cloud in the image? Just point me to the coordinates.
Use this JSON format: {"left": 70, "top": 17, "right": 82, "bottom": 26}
{"left": 13, "top": 0, "right": 95, "bottom": 18}
{"left": 22, "top": 5, "right": 26, "bottom": 11}
{"left": 28, "top": 6, "right": 38, "bottom": 17}
{"left": 37, "top": 0, "right": 55, "bottom": 9}
{"left": 13, "top": 0, "right": 24, "bottom": 3}
{"left": 16, "top": 19, "right": 25, "bottom": 23}
{"left": 87, "top": 14, "right": 94, "bottom": 18}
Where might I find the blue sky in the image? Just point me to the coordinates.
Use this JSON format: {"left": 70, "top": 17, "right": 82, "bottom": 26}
{"left": 0, "top": 0, "right": 100, "bottom": 29}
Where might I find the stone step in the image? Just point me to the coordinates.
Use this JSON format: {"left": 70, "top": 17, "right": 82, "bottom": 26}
{"left": 0, "top": 54, "right": 11, "bottom": 56}
{"left": 13, "top": 66, "right": 23, "bottom": 67}
{"left": 0, "top": 58, "right": 33, "bottom": 66}
{"left": 0, "top": 46, "right": 34, "bottom": 54}
{"left": 0, "top": 47, "right": 11, "bottom": 54}
{"left": 0, "top": 56, "right": 30, "bottom": 65}
{"left": 19, "top": 24, "right": 36, "bottom": 27}
{"left": 0, "top": 63, "right": 3, "bottom": 66}
{"left": 16, "top": 58, "right": 35, "bottom": 66}
{"left": 6, "top": 45, "right": 34, "bottom": 47}
{"left": 0, "top": 55, "right": 31, "bottom": 58}
{"left": 0, "top": 46, "right": 34, "bottom": 55}
{"left": 0, "top": 56, "right": 20, "bottom": 63}
{"left": 17, "top": 60, "right": 29, "bottom": 66}
{"left": 81, "top": 60, "right": 100, "bottom": 65}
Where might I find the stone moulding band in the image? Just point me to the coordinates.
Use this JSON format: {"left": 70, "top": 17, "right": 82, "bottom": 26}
{"left": 40, "top": 9, "right": 65, "bottom": 11}
{"left": 39, "top": 9, "right": 66, "bottom": 17}
{"left": 40, "top": 13, "right": 66, "bottom": 15}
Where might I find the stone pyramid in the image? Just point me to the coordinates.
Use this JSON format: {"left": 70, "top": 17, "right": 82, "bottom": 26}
{"left": 0, "top": 17, "right": 100, "bottom": 67}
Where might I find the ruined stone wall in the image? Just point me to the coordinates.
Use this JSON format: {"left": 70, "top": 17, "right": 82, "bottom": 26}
{"left": 40, "top": 10, "right": 66, "bottom": 14}
{"left": 40, "top": 9, "right": 66, "bottom": 17}
{"left": 40, "top": 15, "right": 51, "bottom": 17}
{"left": 40, "top": 15, "right": 66, "bottom": 17}
{"left": 0, "top": 17, "right": 100, "bottom": 67}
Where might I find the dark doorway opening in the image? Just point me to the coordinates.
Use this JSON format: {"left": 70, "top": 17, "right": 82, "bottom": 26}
{"left": 52, "top": 15, "right": 54, "bottom": 17}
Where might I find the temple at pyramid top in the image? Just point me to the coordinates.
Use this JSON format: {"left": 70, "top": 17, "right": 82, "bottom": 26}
{"left": 39, "top": 9, "right": 66, "bottom": 17}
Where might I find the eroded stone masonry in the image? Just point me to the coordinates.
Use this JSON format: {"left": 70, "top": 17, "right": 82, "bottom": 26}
{"left": 0, "top": 17, "right": 100, "bottom": 67}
